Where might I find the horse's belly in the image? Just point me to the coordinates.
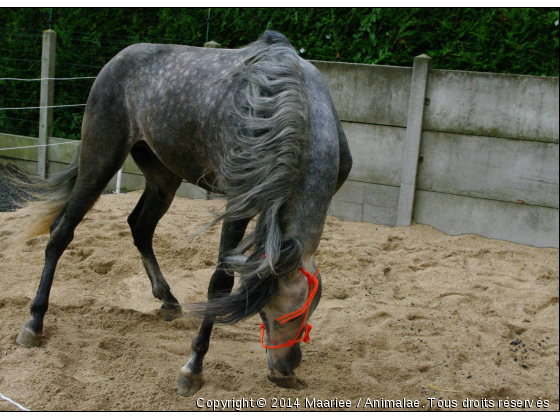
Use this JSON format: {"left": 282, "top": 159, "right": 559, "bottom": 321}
{"left": 145, "top": 132, "right": 219, "bottom": 190}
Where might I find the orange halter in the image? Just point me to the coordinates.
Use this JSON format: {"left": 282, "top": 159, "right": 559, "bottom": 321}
{"left": 260, "top": 267, "right": 320, "bottom": 349}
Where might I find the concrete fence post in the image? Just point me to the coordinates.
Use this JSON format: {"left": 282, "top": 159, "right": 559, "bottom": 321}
{"left": 396, "top": 54, "right": 431, "bottom": 226}
{"left": 38, "top": 29, "right": 57, "bottom": 178}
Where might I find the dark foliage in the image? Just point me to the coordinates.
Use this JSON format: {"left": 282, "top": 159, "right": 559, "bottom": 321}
{"left": 1, "top": 8, "right": 558, "bottom": 139}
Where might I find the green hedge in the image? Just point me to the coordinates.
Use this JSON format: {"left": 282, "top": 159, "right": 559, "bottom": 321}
{"left": 1, "top": 8, "right": 558, "bottom": 139}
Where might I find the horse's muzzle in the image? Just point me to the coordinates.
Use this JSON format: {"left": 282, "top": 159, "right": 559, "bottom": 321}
{"left": 266, "top": 345, "right": 302, "bottom": 389}
{"left": 267, "top": 373, "right": 300, "bottom": 389}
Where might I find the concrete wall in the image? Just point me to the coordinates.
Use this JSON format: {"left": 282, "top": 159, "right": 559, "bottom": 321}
{"left": 1, "top": 60, "right": 558, "bottom": 248}
{"left": 0, "top": 134, "right": 209, "bottom": 200}
{"left": 312, "top": 60, "right": 559, "bottom": 248}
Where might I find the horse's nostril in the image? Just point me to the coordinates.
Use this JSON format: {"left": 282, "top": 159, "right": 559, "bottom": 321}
{"left": 273, "top": 364, "right": 292, "bottom": 376}
{"left": 271, "top": 349, "right": 301, "bottom": 376}
{"left": 272, "top": 359, "right": 293, "bottom": 376}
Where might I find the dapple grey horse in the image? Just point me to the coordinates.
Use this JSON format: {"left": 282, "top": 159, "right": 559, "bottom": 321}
{"left": 14, "top": 31, "right": 352, "bottom": 396}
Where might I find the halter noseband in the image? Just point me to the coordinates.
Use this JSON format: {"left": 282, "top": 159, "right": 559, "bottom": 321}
{"left": 260, "top": 267, "right": 319, "bottom": 349}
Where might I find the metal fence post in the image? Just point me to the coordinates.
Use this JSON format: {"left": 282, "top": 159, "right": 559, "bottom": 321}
{"left": 396, "top": 54, "right": 431, "bottom": 226}
{"left": 38, "top": 29, "right": 56, "bottom": 178}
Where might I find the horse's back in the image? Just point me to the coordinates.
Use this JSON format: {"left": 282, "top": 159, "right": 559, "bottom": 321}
{"left": 83, "top": 39, "right": 349, "bottom": 204}
{"left": 88, "top": 42, "right": 242, "bottom": 115}
{"left": 83, "top": 43, "right": 244, "bottom": 182}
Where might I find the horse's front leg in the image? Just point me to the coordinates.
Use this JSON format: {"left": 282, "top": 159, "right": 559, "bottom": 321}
{"left": 177, "top": 216, "right": 250, "bottom": 396}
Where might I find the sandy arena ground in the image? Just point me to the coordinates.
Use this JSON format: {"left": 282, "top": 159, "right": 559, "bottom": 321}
{"left": 0, "top": 191, "right": 558, "bottom": 411}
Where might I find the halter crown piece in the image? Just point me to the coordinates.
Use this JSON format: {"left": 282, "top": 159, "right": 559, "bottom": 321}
{"left": 260, "top": 267, "right": 320, "bottom": 349}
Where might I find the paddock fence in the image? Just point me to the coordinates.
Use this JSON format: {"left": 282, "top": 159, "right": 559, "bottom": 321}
{"left": 1, "top": 29, "right": 558, "bottom": 248}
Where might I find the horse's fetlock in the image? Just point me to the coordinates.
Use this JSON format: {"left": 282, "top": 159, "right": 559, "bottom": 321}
{"left": 30, "top": 300, "right": 47, "bottom": 317}
{"left": 191, "top": 342, "right": 209, "bottom": 355}
{"left": 152, "top": 284, "right": 168, "bottom": 300}
{"left": 26, "top": 317, "right": 44, "bottom": 335}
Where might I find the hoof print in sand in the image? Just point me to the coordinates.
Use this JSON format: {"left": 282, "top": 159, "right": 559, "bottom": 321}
{"left": 91, "top": 260, "right": 116, "bottom": 275}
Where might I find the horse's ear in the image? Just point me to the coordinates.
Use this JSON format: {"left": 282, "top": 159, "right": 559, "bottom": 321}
{"left": 223, "top": 255, "right": 248, "bottom": 265}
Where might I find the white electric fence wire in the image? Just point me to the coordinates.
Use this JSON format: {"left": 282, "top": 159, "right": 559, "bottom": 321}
{"left": 0, "top": 392, "right": 31, "bottom": 411}
{"left": 0, "top": 104, "right": 86, "bottom": 111}
{"left": 0, "top": 76, "right": 96, "bottom": 81}
{"left": 0, "top": 140, "right": 80, "bottom": 151}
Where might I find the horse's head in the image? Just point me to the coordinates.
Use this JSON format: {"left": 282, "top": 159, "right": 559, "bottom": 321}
{"left": 258, "top": 261, "right": 322, "bottom": 389}
{"left": 218, "top": 254, "right": 322, "bottom": 389}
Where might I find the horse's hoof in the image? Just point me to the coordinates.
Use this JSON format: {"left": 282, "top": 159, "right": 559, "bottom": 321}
{"left": 267, "top": 373, "right": 300, "bottom": 390}
{"left": 16, "top": 325, "right": 42, "bottom": 348}
{"left": 176, "top": 368, "right": 203, "bottom": 397}
{"left": 157, "top": 306, "right": 182, "bottom": 322}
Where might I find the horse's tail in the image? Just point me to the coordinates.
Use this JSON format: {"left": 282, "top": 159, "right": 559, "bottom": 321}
{"left": 8, "top": 145, "right": 80, "bottom": 247}
{"left": 195, "top": 31, "right": 309, "bottom": 323}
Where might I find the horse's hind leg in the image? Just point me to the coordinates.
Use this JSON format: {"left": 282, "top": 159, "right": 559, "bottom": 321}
{"left": 128, "top": 145, "right": 183, "bottom": 319}
{"left": 177, "top": 216, "right": 250, "bottom": 396}
{"left": 17, "top": 142, "right": 130, "bottom": 347}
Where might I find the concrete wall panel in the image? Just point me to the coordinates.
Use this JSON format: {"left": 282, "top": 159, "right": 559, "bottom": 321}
{"left": 418, "top": 131, "right": 560, "bottom": 208}
{"left": 0, "top": 134, "right": 41, "bottom": 161}
{"left": 329, "top": 180, "right": 400, "bottom": 225}
{"left": 311, "top": 60, "right": 412, "bottom": 127}
{"left": 414, "top": 190, "right": 559, "bottom": 248}
{"left": 424, "top": 70, "right": 559, "bottom": 143}
{"left": 342, "top": 122, "right": 405, "bottom": 186}
{"left": 363, "top": 183, "right": 400, "bottom": 226}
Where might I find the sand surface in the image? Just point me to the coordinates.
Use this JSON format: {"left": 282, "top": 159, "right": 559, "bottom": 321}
{"left": 0, "top": 191, "right": 558, "bottom": 411}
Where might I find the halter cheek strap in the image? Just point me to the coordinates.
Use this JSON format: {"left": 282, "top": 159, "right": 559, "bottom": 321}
{"left": 260, "top": 267, "right": 320, "bottom": 349}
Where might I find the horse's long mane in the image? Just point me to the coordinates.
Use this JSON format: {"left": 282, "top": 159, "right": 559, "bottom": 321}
{"left": 196, "top": 31, "right": 309, "bottom": 323}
